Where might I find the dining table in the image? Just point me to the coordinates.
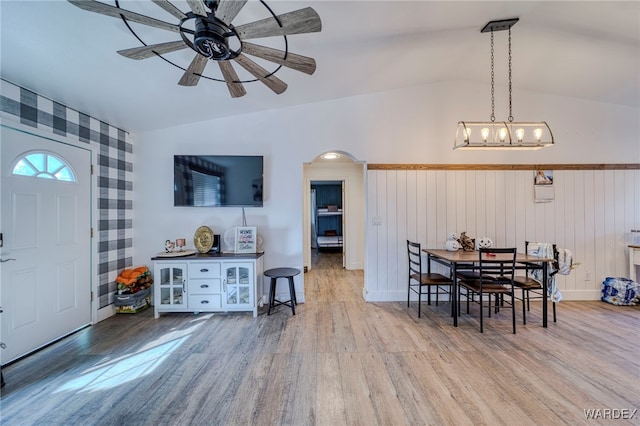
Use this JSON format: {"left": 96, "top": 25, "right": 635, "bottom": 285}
{"left": 422, "top": 248, "right": 555, "bottom": 327}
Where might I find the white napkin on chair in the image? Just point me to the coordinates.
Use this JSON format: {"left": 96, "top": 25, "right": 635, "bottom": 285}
{"left": 556, "top": 248, "right": 573, "bottom": 275}
{"left": 528, "top": 242, "right": 563, "bottom": 303}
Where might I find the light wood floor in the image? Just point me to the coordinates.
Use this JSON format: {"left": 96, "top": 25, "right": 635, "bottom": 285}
{"left": 1, "top": 252, "right": 639, "bottom": 425}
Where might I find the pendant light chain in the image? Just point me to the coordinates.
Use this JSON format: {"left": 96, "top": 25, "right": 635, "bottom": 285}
{"left": 490, "top": 30, "right": 495, "bottom": 122}
{"left": 454, "top": 18, "right": 554, "bottom": 150}
{"left": 508, "top": 27, "right": 513, "bottom": 122}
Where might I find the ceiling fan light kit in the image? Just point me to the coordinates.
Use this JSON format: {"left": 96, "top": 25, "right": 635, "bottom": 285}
{"left": 192, "top": 16, "right": 235, "bottom": 60}
{"left": 454, "top": 18, "right": 554, "bottom": 150}
{"left": 68, "top": 0, "right": 322, "bottom": 98}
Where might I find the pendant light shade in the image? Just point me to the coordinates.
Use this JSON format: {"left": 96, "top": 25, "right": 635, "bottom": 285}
{"left": 454, "top": 18, "right": 554, "bottom": 150}
{"left": 455, "top": 121, "right": 554, "bottom": 150}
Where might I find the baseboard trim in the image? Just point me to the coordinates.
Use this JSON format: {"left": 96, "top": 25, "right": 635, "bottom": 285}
{"left": 96, "top": 305, "right": 116, "bottom": 323}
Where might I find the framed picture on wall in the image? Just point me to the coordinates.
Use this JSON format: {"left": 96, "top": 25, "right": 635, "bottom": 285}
{"left": 534, "top": 170, "right": 553, "bottom": 185}
{"left": 235, "top": 226, "right": 257, "bottom": 253}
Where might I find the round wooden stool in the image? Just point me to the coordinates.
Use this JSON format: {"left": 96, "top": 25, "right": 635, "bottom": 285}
{"left": 264, "top": 267, "right": 300, "bottom": 315}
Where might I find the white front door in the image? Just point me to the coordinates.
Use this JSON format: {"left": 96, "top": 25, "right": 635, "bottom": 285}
{"left": 1, "top": 125, "right": 92, "bottom": 364}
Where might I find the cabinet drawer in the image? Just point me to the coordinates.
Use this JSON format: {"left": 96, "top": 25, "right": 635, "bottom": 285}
{"left": 188, "top": 294, "right": 222, "bottom": 310}
{"left": 188, "top": 263, "right": 221, "bottom": 279}
{"left": 188, "top": 279, "right": 221, "bottom": 294}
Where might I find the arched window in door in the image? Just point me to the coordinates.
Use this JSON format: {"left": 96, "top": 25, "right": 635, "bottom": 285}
{"left": 11, "top": 151, "right": 76, "bottom": 182}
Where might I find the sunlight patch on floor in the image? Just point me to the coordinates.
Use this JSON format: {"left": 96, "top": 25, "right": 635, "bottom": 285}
{"left": 54, "top": 322, "right": 204, "bottom": 393}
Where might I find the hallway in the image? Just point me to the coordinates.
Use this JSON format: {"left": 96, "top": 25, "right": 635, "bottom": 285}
{"left": 306, "top": 251, "right": 362, "bottom": 303}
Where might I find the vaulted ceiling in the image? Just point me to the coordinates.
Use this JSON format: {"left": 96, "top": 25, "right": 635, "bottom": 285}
{"left": 1, "top": 1, "right": 638, "bottom": 132}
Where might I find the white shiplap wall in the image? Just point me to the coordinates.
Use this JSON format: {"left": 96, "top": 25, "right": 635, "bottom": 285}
{"left": 365, "top": 168, "right": 640, "bottom": 301}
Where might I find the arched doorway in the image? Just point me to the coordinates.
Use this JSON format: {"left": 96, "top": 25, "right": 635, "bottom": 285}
{"left": 302, "top": 151, "right": 366, "bottom": 273}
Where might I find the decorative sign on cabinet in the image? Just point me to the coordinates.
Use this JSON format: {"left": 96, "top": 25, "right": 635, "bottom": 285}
{"left": 152, "top": 252, "right": 264, "bottom": 318}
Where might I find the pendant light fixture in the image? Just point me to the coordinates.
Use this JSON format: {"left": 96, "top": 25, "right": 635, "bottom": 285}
{"left": 454, "top": 18, "right": 554, "bottom": 150}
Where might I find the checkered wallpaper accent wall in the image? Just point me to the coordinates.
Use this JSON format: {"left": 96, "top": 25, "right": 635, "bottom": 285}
{"left": 1, "top": 79, "right": 133, "bottom": 309}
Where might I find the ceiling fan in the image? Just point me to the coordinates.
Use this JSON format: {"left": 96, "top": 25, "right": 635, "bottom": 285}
{"left": 67, "top": 0, "right": 322, "bottom": 97}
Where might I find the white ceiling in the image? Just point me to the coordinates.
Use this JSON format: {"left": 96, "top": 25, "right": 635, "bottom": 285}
{"left": 1, "top": 1, "right": 638, "bottom": 133}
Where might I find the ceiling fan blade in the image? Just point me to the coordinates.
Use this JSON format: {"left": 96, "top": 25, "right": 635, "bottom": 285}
{"left": 215, "top": 0, "right": 247, "bottom": 25}
{"left": 67, "top": 0, "right": 180, "bottom": 33}
{"left": 186, "top": 0, "right": 208, "bottom": 17}
{"left": 118, "top": 40, "right": 188, "bottom": 60}
{"left": 178, "top": 54, "right": 208, "bottom": 86}
{"left": 233, "top": 54, "right": 287, "bottom": 95}
{"left": 218, "top": 61, "right": 247, "bottom": 98}
{"left": 241, "top": 42, "right": 316, "bottom": 75}
{"left": 234, "top": 7, "right": 321, "bottom": 40}
{"left": 151, "top": 0, "right": 187, "bottom": 20}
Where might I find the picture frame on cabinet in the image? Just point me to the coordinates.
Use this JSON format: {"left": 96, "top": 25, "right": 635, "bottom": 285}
{"left": 235, "top": 226, "right": 257, "bottom": 253}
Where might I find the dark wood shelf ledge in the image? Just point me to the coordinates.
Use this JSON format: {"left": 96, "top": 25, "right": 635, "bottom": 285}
{"left": 367, "top": 163, "right": 640, "bottom": 171}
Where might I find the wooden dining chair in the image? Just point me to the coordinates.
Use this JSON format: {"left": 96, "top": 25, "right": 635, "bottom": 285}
{"left": 513, "top": 241, "right": 559, "bottom": 324}
{"left": 407, "top": 240, "right": 453, "bottom": 318}
{"left": 458, "top": 247, "right": 518, "bottom": 333}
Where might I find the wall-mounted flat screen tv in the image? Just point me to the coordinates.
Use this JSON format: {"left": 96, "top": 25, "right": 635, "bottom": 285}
{"left": 174, "top": 155, "right": 263, "bottom": 207}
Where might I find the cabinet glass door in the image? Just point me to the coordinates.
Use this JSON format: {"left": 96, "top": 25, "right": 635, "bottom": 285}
{"left": 224, "top": 264, "right": 252, "bottom": 308}
{"left": 159, "top": 264, "right": 186, "bottom": 307}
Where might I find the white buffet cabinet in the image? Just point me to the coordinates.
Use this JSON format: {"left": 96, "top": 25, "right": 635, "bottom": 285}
{"left": 152, "top": 252, "right": 264, "bottom": 318}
